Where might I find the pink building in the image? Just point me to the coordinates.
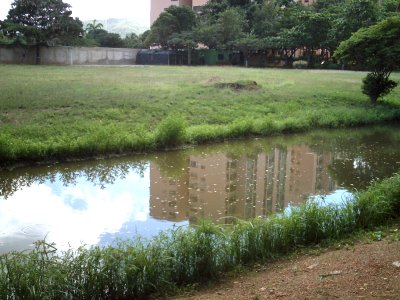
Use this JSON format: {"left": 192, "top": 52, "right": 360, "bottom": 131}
{"left": 296, "top": 0, "right": 316, "bottom": 6}
{"left": 150, "top": 0, "right": 209, "bottom": 25}
{"left": 151, "top": 1, "right": 317, "bottom": 25}
{"left": 151, "top": 0, "right": 193, "bottom": 25}
{"left": 192, "top": 0, "right": 209, "bottom": 13}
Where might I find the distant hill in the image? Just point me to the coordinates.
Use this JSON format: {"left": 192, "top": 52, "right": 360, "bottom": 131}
{"left": 84, "top": 18, "right": 149, "bottom": 37}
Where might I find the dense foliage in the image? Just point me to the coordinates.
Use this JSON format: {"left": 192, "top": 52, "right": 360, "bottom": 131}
{"left": 0, "top": 0, "right": 83, "bottom": 63}
{"left": 334, "top": 16, "right": 400, "bottom": 102}
{"left": 1, "top": 0, "right": 398, "bottom": 60}
{"left": 146, "top": 0, "right": 399, "bottom": 67}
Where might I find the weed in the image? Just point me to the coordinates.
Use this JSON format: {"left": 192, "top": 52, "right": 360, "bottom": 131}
{"left": 154, "top": 114, "right": 187, "bottom": 148}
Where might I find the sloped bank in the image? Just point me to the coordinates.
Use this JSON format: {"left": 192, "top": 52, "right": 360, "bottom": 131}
{"left": 1, "top": 65, "right": 400, "bottom": 169}
{"left": 1, "top": 109, "right": 400, "bottom": 169}
{"left": 0, "top": 173, "right": 399, "bottom": 299}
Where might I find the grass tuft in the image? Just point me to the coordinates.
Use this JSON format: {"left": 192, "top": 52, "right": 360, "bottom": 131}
{"left": 154, "top": 114, "right": 187, "bottom": 148}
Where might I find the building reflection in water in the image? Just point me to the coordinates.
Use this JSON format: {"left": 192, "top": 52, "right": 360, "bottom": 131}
{"left": 150, "top": 145, "right": 336, "bottom": 225}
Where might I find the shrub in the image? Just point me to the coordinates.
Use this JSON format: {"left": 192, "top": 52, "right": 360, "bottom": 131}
{"left": 154, "top": 115, "right": 187, "bottom": 148}
{"left": 362, "top": 72, "right": 398, "bottom": 103}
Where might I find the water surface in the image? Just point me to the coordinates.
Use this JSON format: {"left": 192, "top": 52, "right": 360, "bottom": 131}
{"left": 1, "top": 125, "right": 399, "bottom": 253}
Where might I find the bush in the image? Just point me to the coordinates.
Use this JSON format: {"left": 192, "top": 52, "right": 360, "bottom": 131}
{"left": 154, "top": 115, "right": 187, "bottom": 148}
{"left": 293, "top": 60, "right": 308, "bottom": 69}
{"left": 362, "top": 72, "right": 398, "bottom": 103}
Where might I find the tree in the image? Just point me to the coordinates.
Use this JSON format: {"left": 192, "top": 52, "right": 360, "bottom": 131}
{"left": 164, "top": 5, "right": 197, "bottom": 32}
{"left": 200, "top": 0, "right": 230, "bottom": 19}
{"left": 2, "top": 0, "right": 83, "bottom": 63}
{"left": 168, "top": 31, "right": 197, "bottom": 65}
{"left": 86, "top": 29, "right": 124, "bottom": 48}
{"left": 0, "top": 21, "right": 12, "bottom": 45}
{"left": 381, "top": 0, "right": 400, "bottom": 18}
{"left": 328, "top": 0, "right": 381, "bottom": 50}
{"left": 287, "top": 11, "right": 332, "bottom": 67}
{"left": 334, "top": 16, "right": 400, "bottom": 103}
{"left": 194, "top": 20, "right": 220, "bottom": 49}
{"left": 146, "top": 12, "right": 179, "bottom": 47}
{"left": 124, "top": 32, "right": 148, "bottom": 49}
{"left": 146, "top": 5, "right": 196, "bottom": 48}
{"left": 251, "top": 0, "right": 282, "bottom": 38}
{"left": 85, "top": 19, "right": 103, "bottom": 32}
{"left": 233, "top": 34, "right": 264, "bottom": 67}
{"left": 227, "top": 0, "right": 253, "bottom": 7}
{"left": 196, "top": 8, "right": 245, "bottom": 49}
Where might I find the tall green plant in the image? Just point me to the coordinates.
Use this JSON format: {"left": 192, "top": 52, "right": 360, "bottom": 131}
{"left": 154, "top": 114, "right": 187, "bottom": 148}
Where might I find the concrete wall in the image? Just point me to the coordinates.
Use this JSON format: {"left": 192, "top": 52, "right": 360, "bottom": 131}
{"left": 0, "top": 46, "right": 140, "bottom": 65}
{"left": 0, "top": 47, "right": 36, "bottom": 64}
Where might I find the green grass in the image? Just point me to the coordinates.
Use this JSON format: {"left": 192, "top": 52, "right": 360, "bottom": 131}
{"left": 0, "top": 65, "right": 399, "bottom": 165}
{"left": 0, "top": 173, "right": 399, "bottom": 299}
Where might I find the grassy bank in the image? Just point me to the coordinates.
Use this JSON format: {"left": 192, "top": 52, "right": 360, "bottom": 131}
{"left": 0, "top": 65, "right": 399, "bottom": 166}
{"left": 1, "top": 173, "right": 399, "bottom": 299}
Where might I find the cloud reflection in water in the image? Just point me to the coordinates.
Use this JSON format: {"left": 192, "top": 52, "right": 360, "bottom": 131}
{"left": 0, "top": 170, "right": 151, "bottom": 253}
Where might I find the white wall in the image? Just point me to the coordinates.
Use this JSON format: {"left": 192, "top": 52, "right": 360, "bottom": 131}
{"left": 0, "top": 46, "right": 140, "bottom": 65}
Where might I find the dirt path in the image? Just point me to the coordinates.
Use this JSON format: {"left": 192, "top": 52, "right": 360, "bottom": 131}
{"left": 177, "top": 228, "right": 400, "bottom": 300}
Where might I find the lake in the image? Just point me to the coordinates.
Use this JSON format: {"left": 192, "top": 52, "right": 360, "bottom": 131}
{"left": 1, "top": 124, "right": 399, "bottom": 254}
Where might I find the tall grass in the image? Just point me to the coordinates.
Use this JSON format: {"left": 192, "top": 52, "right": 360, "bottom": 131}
{"left": 1, "top": 173, "right": 399, "bottom": 299}
{"left": 154, "top": 114, "right": 187, "bottom": 148}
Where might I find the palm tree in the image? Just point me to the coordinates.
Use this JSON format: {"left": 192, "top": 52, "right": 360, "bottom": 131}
{"left": 85, "top": 19, "right": 103, "bottom": 33}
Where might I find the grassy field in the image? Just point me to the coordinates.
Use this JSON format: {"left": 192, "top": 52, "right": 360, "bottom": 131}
{"left": 0, "top": 65, "right": 399, "bottom": 165}
{"left": 1, "top": 172, "right": 399, "bottom": 299}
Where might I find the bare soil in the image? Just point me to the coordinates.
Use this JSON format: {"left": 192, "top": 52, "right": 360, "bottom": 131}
{"left": 214, "top": 81, "right": 260, "bottom": 91}
{"left": 177, "top": 226, "right": 400, "bottom": 300}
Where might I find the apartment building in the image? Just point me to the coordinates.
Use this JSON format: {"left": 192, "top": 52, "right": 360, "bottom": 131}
{"left": 192, "top": 0, "right": 209, "bottom": 13}
{"left": 149, "top": 144, "right": 336, "bottom": 224}
{"left": 151, "top": 1, "right": 317, "bottom": 25}
{"left": 150, "top": 0, "right": 209, "bottom": 25}
{"left": 296, "top": 0, "right": 316, "bottom": 6}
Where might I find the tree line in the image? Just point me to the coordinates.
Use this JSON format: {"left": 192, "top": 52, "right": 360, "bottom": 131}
{"left": 0, "top": 0, "right": 397, "bottom": 65}
{"left": 147, "top": 0, "right": 398, "bottom": 68}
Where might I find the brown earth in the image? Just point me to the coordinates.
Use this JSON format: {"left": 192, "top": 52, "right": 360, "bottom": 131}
{"left": 176, "top": 226, "right": 400, "bottom": 300}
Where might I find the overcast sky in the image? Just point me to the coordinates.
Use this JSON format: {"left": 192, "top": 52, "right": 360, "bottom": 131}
{"left": 0, "top": 0, "right": 150, "bottom": 26}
